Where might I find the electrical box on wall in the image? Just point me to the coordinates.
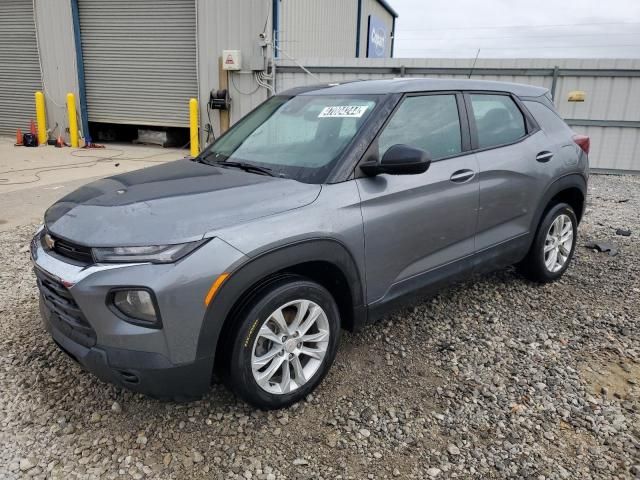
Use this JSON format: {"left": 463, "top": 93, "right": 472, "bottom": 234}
{"left": 248, "top": 55, "right": 266, "bottom": 71}
{"left": 222, "top": 50, "right": 242, "bottom": 70}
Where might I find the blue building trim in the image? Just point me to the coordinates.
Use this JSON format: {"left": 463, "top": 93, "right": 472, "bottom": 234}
{"left": 390, "top": 15, "right": 396, "bottom": 57}
{"left": 70, "top": 0, "right": 90, "bottom": 140}
{"left": 272, "top": 0, "right": 279, "bottom": 58}
{"left": 355, "top": 0, "right": 363, "bottom": 57}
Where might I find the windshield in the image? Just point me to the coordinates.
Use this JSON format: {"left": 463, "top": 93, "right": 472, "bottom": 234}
{"left": 200, "top": 94, "right": 380, "bottom": 183}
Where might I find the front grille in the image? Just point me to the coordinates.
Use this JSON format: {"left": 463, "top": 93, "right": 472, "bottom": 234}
{"left": 35, "top": 268, "right": 96, "bottom": 348}
{"left": 50, "top": 234, "right": 94, "bottom": 264}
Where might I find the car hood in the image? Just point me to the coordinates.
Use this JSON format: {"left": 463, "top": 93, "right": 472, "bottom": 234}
{"left": 45, "top": 159, "right": 321, "bottom": 246}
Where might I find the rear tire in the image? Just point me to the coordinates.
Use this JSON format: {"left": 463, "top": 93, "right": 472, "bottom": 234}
{"left": 518, "top": 202, "right": 577, "bottom": 283}
{"left": 225, "top": 276, "right": 340, "bottom": 409}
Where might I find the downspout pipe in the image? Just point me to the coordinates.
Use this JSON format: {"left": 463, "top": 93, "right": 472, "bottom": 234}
{"left": 70, "top": 0, "right": 90, "bottom": 141}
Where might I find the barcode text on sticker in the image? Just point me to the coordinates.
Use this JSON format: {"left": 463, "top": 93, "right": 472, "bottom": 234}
{"left": 318, "top": 105, "right": 369, "bottom": 118}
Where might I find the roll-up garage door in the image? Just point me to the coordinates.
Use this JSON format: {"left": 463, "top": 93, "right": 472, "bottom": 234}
{"left": 78, "top": 0, "right": 198, "bottom": 127}
{"left": 0, "top": 0, "right": 42, "bottom": 136}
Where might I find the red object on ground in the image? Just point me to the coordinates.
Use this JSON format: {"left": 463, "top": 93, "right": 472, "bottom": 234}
{"left": 15, "top": 128, "right": 23, "bottom": 146}
{"left": 55, "top": 135, "right": 64, "bottom": 148}
{"left": 29, "top": 119, "right": 37, "bottom": 136}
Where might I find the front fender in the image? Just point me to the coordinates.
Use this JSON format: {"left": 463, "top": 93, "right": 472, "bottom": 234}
{"left": 194, "top": 238, "right": 365, "bottom": 363}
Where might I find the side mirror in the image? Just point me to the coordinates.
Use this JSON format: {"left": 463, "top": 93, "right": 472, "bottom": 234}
{"left": 360, "top": 144, "right": 432, "bottom": 176}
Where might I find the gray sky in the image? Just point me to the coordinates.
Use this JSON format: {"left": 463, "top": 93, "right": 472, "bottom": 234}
{"left": 391, "top": 0, "right": 640, "bottom": 58}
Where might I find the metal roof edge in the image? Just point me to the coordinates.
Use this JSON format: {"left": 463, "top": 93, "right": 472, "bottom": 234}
{"left": 375, "top": 0, "right": 398, "bottom": 18}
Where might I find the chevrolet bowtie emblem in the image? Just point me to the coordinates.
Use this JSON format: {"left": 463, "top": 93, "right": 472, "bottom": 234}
{"left": 43, "top": 233, "right": 55, "bottom": 250}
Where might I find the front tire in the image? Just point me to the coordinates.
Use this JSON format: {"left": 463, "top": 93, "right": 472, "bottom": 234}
{"left": 518, "top": 202, "right": 578, "bottom": 283}
{"left": 226, "top": 276, "right": 340, "bottom": 409}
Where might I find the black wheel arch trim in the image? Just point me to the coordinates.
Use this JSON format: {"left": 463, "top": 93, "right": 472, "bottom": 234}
{"left": 527, "top": 173, "right": 587, "bottom": 249}
{"left": 195, "top": 238, "right": 366, "bottom": 363}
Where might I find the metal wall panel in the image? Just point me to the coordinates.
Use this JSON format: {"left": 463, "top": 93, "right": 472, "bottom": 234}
{"left": 78, "top": 0, "right": 198, "bottom": 127}
{"left": 359, "top": 0, "right": 395, "bottom": 58}
{"left": 196, "top": 0, "right": 270, "bottom": 143}
{"left": 273, "top": 57, "right": 640, "bottom": 171}
{"left": 278, "top": 0, "right": 359, "bottom": 58}
{"left": 552, "top": 58, "right": 640, "bottom": 121}
{"left": 34, "top": 0, "right": 80, "bottom": 139}
{"left": 0, "top": 0, "right": 42, "bottom": 136}
{"left": 572, "top": 125, "right": 640, "bottom": 172}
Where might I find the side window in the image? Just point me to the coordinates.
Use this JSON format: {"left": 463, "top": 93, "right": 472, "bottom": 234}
{"left": 378, "top": 94, "right": 462, "bottom": 160}
{"left": 470, "top": 94, "right": 526, "bottom": 149}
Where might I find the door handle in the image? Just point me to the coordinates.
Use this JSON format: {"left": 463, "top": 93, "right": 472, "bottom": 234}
{"left": 450, "top": 169, "right": 476, "bottom": 183}
{"left": 536, "top": 151, "right": 554, "bottom": 163}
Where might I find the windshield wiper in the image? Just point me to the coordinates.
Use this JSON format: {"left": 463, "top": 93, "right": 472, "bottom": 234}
{"left": 209, "top": 160, "right": 276, "bottom": 177}
{"left": 196, "top": 151, "right": 226, "bottom": 165}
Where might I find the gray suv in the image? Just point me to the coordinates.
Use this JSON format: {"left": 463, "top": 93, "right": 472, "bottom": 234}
{"left": 32, "top": 79, "right": 589, "bottom": 409}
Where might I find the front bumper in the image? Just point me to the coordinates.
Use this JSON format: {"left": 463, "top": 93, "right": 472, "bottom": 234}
{"left": 40, "top": 295, "right": 212, "bottom": 399}
{"left": 31, "top": 228, "right": 247, "bottom": 399}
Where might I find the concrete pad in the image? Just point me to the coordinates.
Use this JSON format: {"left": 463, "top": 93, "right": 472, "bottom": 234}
{"left": 0, "top": 135, "right": 188, "bottom": 229}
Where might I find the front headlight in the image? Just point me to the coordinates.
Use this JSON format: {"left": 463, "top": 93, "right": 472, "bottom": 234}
{"left": 93, "top": 239, "right": 209, "bottom": 264}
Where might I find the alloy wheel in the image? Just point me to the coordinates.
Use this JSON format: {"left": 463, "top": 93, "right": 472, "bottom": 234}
{"left": 544, "top": 214, "right": 574, "bottom": 273}
{"left": 251, "top": 299, "right": 330, "bottom": 395}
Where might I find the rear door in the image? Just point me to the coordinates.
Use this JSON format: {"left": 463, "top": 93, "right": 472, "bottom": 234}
{"left": 466, "top": 92, "right": 551, "bottom": 254}
{"left": 356, "top": 92, "right": 479, "bottom": 304}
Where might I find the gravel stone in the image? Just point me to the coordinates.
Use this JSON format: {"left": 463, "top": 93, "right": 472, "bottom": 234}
{"left": 193, "top": 451, "right": 204, "bottom": 463}
{"left": 447, "top": 444, "right": 461, "bottom": 456}
{"left": 19, "top": 458, "right": 36, "bottom": 471}
{"left": 1, "top": 174, "right": 639, "bottom": 479}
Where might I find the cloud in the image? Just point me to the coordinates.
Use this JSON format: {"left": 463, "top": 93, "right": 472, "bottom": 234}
{"left": 391, "top": 0, "right": 640, "bottom": 58}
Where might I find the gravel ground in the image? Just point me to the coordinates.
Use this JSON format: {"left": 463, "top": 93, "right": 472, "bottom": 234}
{"left": 1, "top": 174, "right": 639, "bottom": 480}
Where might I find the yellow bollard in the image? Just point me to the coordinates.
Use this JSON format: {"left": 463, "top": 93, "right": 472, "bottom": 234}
{"left": 35, "top": 91, "right": 47, "bottom": 145}
{"left": 66, "top": 93, "right": 79, "bottom": 148}
{"left": 189, "top": 98, "right": 199, "bottom": 157}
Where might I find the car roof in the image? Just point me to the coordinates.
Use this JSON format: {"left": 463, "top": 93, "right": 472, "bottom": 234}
{"left": 284, "top": 78, "right": 548, "bottom": 98}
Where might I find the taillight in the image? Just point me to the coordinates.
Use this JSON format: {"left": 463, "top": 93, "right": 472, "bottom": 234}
{"left": 573, "top": 134, "right": 590, "bottom": 155}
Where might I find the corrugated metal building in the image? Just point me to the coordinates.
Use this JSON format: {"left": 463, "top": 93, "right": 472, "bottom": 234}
{"left": 2, "top": 1, "right": 638, "bottom": 173}
{"left": 0, "top": 0, "right": 42, "bottom": 136}
{"left": 0, "top": 0, "right": 395, "bottom": 141}
{"left": 278, "top": 0, "right": 397, "bottom": 58}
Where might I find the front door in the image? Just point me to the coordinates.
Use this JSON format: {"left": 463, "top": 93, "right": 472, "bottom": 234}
{"left": 356, "top": 93, "right": 479, "bottom": 304}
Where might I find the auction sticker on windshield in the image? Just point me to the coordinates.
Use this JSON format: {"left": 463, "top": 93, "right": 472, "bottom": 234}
{"left": 318, "top": 105, "right": 369, "bottom": 118}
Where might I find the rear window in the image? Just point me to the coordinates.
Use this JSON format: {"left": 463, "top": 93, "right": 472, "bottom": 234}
{"left": 470, "top": 94, "right": 526, "bottom": 149}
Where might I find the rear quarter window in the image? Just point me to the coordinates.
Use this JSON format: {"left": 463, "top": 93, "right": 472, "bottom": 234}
{"left": 523, "top": 100, "right": 572, "bottom": 136}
